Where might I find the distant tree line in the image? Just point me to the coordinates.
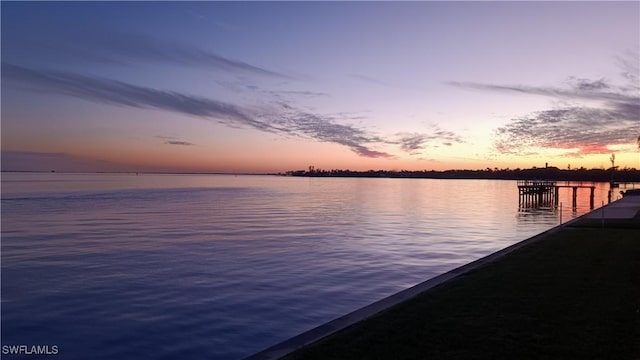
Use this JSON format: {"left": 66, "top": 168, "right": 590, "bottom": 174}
{"left": 285, "top": 166, "right": 640, "bottom": 182}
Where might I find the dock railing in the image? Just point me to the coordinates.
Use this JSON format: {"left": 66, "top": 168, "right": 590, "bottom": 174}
{"left": 517, "top": 180, "right": 557, "bottom": 187}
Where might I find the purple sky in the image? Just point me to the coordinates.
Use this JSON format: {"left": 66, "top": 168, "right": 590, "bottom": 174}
{"left": 2, "top": 1, "right": 639, "bottom": 172}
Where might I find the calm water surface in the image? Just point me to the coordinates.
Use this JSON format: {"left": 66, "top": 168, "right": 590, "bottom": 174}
{"left": 1, "top": 173, "right": 622, "bottom": 359}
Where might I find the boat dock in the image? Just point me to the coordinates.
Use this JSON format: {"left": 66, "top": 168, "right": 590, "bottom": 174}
{"left": 517, "top": 180, "right": 595, "bottom": 209}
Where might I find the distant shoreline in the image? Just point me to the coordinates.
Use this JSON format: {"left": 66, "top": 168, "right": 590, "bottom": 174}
{"left": 285, "top": 167, "right": 640, "bottom": 183}
{"left": 3, "top": 167, "right": 640, "bottom": 183}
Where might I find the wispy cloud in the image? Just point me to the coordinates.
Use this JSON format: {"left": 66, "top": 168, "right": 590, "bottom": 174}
{"left": 567, "top": 77, "right": 609, "bottom": 91}
{"left": 449, "top": 57, "right": 640, "bottom": 157}
{"left": 394, "top": 128, "right": 464, "bottom": 154}
{"left": 217, "top": 81, "right": 328, "bottom": 99}
{"left": 495, "top": 98, "right": 639, "bottom": 157}
{"left": 7, "top": 29, "right": 288, "bottom": 79}
{"left": 3, "top": 63, "right": 395, "bottom": 158}
{"left": 3, "top": 63, "right": 275, "bottom": 132}
{"left": 616, "top": 51, "right": 640, "bottom": 90}
{"left": 156, "top": 135, "right": 195, "bottom": 146}
{"left": 397, "top": 133, "right": 429, "bottom": 153}
{"left": 166, "top": 141, "right": 195, "bottom": 146}
{"left": 495, "top": 106, "right": 640, "bottom": 156}
{"left": 103, "top": 32, "right": 290, "bottom": 78}
{"left": 277, "top": 90, "right": 328, "bottom": 97}
{"left": 264, "top": 111, "right": 393, "bottom": 158}
{"left": 448, "top": 81, "right": 636, "bottom": 103}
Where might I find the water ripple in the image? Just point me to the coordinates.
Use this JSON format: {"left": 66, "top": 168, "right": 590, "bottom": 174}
{"left": 1, "top": 174, "right": 616, "bottom": 359}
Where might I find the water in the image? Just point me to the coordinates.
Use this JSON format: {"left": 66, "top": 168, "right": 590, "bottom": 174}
{"left": 1, "top": 173, "right": 621, "bottom": 359}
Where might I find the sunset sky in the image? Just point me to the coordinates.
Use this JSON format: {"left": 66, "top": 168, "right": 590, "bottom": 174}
{"left": 2, "top": 1, "right": 639, "bottom": 173}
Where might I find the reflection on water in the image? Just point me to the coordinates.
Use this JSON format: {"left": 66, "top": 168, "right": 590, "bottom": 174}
{"left": 1, "top": 173, "right": 631, "bottom": 360}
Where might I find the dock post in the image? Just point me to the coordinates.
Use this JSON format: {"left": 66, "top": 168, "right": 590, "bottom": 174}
{"left": 572, "top": 186, "right": 578, "bottom": 209}
{"left": 538, "top": 186, "right": 545, "bottom": 207}
{"left": 559, "top": 202, "right": 563, "bottom": 224}
{"left": 554, "top": 186, "right": 559, "bottom": 207}
{"left": 589, "top": 187, "right": 595, "bottom": 209}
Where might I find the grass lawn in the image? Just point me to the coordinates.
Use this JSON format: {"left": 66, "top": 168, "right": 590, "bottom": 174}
{"left": 285, "top": 222, "right": 640, "bottom": 360}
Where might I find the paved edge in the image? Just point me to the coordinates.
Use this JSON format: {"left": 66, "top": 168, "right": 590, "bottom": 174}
{"left": 242, "top": 203, "right": 613, "bottom": 360}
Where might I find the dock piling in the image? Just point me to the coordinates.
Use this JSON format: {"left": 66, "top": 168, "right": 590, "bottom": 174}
{"left": 518, "top": 180, "right": 597, "bottom": 210}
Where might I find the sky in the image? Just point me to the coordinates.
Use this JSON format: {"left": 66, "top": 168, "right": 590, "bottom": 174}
{"left": 1, "top": 1, "right": 639, "bottom": 173}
